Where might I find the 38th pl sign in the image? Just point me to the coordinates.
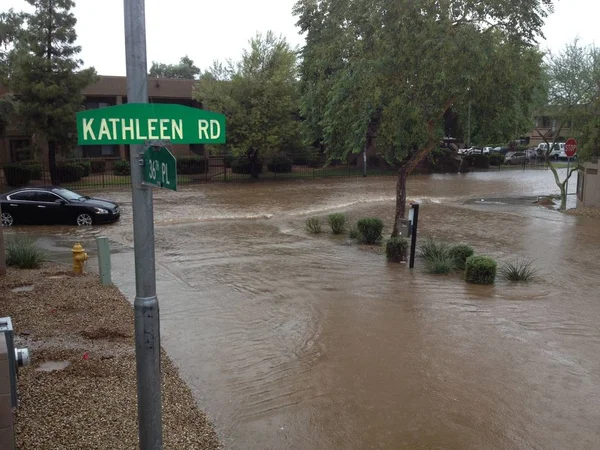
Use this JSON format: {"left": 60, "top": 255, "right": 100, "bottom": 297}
{"left": 76, "top": 103, "right": 226, "bottom": 145}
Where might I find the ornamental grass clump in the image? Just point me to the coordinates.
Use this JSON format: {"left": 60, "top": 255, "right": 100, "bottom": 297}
{"left": 327, "top": 213, "right": 346, "bottom": 234}
{"left": 500, "top": 258, "right": 538, "bottom": 282}
{"left": 305, "top": 217, "right": 322, "bottom": 234}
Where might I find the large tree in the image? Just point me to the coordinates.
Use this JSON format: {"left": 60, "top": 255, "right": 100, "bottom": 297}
{"left": 194, "top": 31, "right": 301, "bottom": 177}
{"left": 535, "top": 39, "right": 600, "bottom": 210}
{"left": 149, "top": 55, "right": 200, "bottom": 80}
{"left": 5, "top": 0, "right": 96, "bottom": 184}
{"left": 295, "top": 0, "right": 552, "bottom": 236}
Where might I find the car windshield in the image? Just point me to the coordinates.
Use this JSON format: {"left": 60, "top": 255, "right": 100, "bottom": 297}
{"left": 52, "top": 188, "right": 85, "bottom": 201}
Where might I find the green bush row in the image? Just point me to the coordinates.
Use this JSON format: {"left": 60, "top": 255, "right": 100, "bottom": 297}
{"left": 177, "top": 156, "right": 208, "bottom": 175}
{"left": 113, "top": 160, "right": 131, "bottom": 176}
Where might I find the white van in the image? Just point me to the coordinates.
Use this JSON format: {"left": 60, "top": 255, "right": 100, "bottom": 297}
{"left": 537, "top": 142, "right": 564, "bottom": 160}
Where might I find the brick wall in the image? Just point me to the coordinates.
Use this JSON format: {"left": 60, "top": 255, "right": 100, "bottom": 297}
{"left": 0, "top": 334, "right": 15, "bottom": 450}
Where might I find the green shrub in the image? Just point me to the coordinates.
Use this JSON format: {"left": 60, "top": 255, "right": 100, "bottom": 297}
{"left": 465, "top": 255, "right": 497, "bottom": 285}
{"left": 463, "top": 154, "right": 490, "bottom": 169}
{"left": 307, "top": 151, "right": 322, "bottom": 168}
{"left": 386, "top": 237, "right": 409, "bottom": 262}
{"left": 327, "top": 213, "right": 346, "bottom": 234}
{"left": 90, "top": 160, "right": 107, "bottom": 173}
{"left": 177, "top": 156, "right": 208, "bottom": 174}
{"left": 76, "top": 161, "right": 91, "bottom": 177}
{"left": 223, "top": 154, "right": 234, "bottom": 169}
{"left": 292, "top": 149, "right": 308, "bottom": 165}
{"left": 448, "top": 244, "right": 475, "bottom": 270}
{"left": 305, "top": 217, "right": 322, "bottom": 234}
{"left": 19, "top": 161, "right": 42, "bottom": 180}
{"left": 357, "top": 218, "right": 384, "bottom": 244}
{"left": 500, "top": 258, "right": 538, "bottom": 282}
{"left": 420, "top": 237, "right": 450, "bottom": 262}
{"left": 231, "top": 156, "right": 263, "bottom": 175}
{"left": 349, "top": 227, "right": 359, "bottom": 239}
{"left": 56, "top": 163, "right": 84, "bottom": 183}
{"left": 113, "top": 160, "right": 131, "bottom": 176}
{"left": 489, "top": 153, "right": 504, "bottom": 166}
{"left": 425, "top": 256, "right": 455, "bottom": 274}
{"left": 3, "top": 164, "right": 33, "bottom": 187}
{"left": 5, "top": 235, "right": 46, "bottom": 269}
{"left": 267, "top": 156, "right": 293, "bottom": 173}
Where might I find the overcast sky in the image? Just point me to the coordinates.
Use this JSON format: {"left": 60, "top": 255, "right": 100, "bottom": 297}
{"left": 4, "top": 0, "right": 599, "bottom": 76}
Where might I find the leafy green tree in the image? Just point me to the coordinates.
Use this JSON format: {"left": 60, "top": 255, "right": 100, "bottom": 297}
{"left": 194, "top": 31, "right": 301, "bottom": 177}
{"left": 535, "top": 39, "right": 600, "bottom": 210}
{"left": 295, "top": 0, "right": 553, "bottom": 235}
{"left": 149, "top": 55, "right": 201, "bottom": 80}
{"left": 5, "top": 0, "right": 96, "bottom": 184}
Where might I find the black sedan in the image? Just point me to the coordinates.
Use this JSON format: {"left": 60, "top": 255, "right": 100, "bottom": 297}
{"left": 0, "top": 186, "right": 120, "bottom": 226}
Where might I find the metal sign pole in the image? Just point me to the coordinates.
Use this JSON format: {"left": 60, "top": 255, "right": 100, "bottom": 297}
{"left": 566, "top": 157, "right": 571, "bottom": 197}
{"left": 409, "top": 203, "right": 420, "bottom": 269}
{"left": 124, "top": 0, "right": 163, "bottom": 448}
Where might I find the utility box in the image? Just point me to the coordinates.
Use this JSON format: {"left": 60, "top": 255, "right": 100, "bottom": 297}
{"left": 397, "top": 218, "right": 410, "bottom": 238}
{"left": 0, "top": 318, "right": 17, "bottom": 408}
{"left": 0, "top": 333, "right": 15, "bottom": 450}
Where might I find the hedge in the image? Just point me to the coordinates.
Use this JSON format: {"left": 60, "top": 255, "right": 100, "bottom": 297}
{"left": 386, "top": 237, "right": 409, "bottom": 262}
{"left": 76, "top": 161, "right": 91, "bottom": 177}
{"left": 489, "top": 153, "right": 504, "bottom": 166}
{"left": 177, "top": 156, "right": 208, "bottom": 174}
{"left": 20, "top": 160, "right": 42, "bottom": 180}
{"left": 448, "top": 244, "right": 475, "bottom": 270}
{"left": 56, "top": 163, "right": 84, "bottom": 183}
{"left": 90, "top": 160, "right": 107, "bottom": 173}
{"left": 113, "top": 160, "right": 131, "bottom": 176}
{"left": 3, "top": 164, "right": 33, "bottom": 187}
{"left": 267, "top": 156, "right": 293, "bottom": 173}
{"left": 231, "top": 156, "right": 263, "bottom": 175}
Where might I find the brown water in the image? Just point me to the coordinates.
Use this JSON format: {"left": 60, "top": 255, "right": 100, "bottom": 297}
{"left": 12, "top": 169, "right": 600, "bottom": 449}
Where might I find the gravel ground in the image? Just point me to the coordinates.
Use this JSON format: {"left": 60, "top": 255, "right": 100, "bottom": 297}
{"left": 566, "top": 206, "right": 600, "bottom": 219}
{"left": 0, "top": 263, "right": 220, "bottom": 450}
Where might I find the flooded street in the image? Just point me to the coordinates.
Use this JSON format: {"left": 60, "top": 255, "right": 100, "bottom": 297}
{"left": 9, "top": 169, "right": 600, "bottom": 449}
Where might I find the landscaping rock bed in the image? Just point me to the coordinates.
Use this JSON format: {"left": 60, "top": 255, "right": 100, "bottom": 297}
{"left": 0, "top": 263, "right": 220, "bottom": 450}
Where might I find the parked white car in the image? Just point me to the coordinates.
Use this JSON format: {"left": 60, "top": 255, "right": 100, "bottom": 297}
{"left": 482, "top": 147, "right": 493, "bottom": 154}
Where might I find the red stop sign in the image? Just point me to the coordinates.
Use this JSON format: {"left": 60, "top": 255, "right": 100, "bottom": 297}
{"left": 565, "top": 138, "right": 577, "bottom": 158}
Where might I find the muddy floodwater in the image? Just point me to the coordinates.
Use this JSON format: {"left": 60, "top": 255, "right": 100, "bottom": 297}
{"left": 12, "top": 169, "right": 600, "bottom": 449}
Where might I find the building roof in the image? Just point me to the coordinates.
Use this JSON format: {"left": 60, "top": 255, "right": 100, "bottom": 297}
{"left": 1, "top": 75, "right": 197, "bottom": 99}
{"left": 84, "top": 75, "right": 196, "bottom": 99}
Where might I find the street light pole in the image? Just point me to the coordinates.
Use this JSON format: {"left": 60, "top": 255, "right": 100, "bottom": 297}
{"left": 124, "top": 0, "right": 163, "bottom": 448}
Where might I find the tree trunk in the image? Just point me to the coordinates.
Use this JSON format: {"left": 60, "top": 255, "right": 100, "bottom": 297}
{"left": 358, "top": 110, "right": 382, "bottom": 171}
{"left": 559, "top": 184, "right": 567, "bottom": 211}
{"left": 48, "top": 141, "right": 58, "bottom": 185}
{"left": 391, "top": 166, "right": 407, "bottom": 238}
{"left": 390, "top": 99, "right": 455, "bottom": 237}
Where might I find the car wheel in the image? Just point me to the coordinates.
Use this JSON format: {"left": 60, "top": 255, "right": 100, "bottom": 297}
{"left": 1, "top": 211, "right": 14, "bottom": 227}
{"left": 76, "top": 213, "right": 93, "bottom": 226}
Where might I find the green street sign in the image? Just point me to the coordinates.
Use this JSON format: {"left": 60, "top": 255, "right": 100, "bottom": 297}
{"left": 76, "top": 103, "right": 226, "bottom": 145}
{"left": 143, "top": 146, "right": 177, "bottom": 191}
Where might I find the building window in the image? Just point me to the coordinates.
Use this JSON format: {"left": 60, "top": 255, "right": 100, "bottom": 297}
{"left": 537, "top": 116, "right": 551, "bottom": 128}
{"left": 77, "top": 145, "right": 119, "bottom": 158}
{"left": 9, "top": 139, "right": 32, "bottom": 162}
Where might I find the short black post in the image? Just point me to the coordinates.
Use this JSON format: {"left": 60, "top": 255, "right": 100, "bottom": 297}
{"left": 409, "top": 203, "right": 420, "bottom": 269}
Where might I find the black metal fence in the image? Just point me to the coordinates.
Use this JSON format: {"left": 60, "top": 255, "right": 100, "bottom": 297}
{"left": 0, "top": 154, "right": 551, "bottom": 192}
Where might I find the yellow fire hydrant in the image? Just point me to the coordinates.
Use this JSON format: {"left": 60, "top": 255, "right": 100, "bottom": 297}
{"left": 72, "top": 243, "right": 89, "bottom": 274}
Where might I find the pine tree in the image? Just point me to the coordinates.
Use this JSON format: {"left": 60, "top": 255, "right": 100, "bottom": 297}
{"left": 8, "top": 0, "right": 97, "bottom": 184}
